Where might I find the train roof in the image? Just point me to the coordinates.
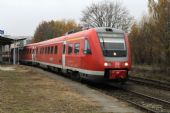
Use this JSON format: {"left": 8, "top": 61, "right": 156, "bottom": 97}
{"left": 26, "top": 35, "right": 65, "bottom": 47}
{"left": 95, "top": 27, "right": 124, "bottom": 33}
{"left": 25, "top": 29, "right": 91, "bottom": 47}
{"left": 25, "top": 27, "right": 125, "bottom": 48}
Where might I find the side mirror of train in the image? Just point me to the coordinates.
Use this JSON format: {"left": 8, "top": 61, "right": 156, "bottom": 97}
{"left": 84, "top": 49, "right": 92, "bottom": 54}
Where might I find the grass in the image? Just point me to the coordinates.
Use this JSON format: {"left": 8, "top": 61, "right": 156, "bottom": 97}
{"left": 0, "top": 65, "right": 100, "bottom": 113}
{"left": 129, "top": 65, "right": 170, "bottom": 83}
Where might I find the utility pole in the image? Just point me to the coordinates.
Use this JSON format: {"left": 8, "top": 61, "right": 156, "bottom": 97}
{"left": 168, "top": 0, "right": 170, "bottom": 35}
{"left": 13, "top": 40, "right": 16, "bottom": 65}
{"left": 167, "top": 0, "right": 170, "bottom": 65}
{"left": 168, "top": 0, "right": 170, "bottom": 38}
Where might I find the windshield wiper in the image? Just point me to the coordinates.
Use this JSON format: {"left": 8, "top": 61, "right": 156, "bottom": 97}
{"left": 100, "top": 34, "right": 108, "bottom": 55}
{"left": 101, "top": 34, "right": 105, "bottom": 48}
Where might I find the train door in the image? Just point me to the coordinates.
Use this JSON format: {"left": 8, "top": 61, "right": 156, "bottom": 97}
{"left": 32, "top": 47, "right": 36, "bottom": 62}
{"left": 62, "top": 41, "right": 66, "bottom": 68}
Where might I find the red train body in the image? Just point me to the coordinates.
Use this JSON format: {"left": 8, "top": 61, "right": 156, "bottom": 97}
{"left": 20, "top": 27, "right": 131, "bottom": 82}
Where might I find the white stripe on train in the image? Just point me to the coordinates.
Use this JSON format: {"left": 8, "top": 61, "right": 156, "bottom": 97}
{"left": 21, "top": 60, "right": 104, "bottom": 76}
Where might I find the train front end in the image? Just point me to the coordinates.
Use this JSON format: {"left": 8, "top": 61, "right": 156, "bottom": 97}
{"left": 96, "top": 27, "right": 131, "bottom": 82}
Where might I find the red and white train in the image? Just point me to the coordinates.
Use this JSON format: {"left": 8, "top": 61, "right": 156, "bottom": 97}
{"left": 20, "top": 27, "right": 131, "bottom": 83}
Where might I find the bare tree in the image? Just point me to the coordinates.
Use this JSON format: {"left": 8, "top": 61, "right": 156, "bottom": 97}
{"left": 81, "top": 1, "right": 133, "bottom": 32}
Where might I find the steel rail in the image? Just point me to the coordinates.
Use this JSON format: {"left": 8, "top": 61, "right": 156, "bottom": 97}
{"left": 109, "top": 93, "right": 158, "bottom": 113}
{"left": 128, "top": 76, "right": 170, "bottom": 91}
{"left": 107, "top": 82, "right": 170, "bottom": 113}
{"left": 124, "top": 88, "right": 170, "bottom": 106}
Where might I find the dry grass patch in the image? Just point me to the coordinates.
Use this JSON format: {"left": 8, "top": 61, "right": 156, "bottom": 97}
{"left": 0, "top": 65, "right": 100, "bottom": 113}
{"left": 130, "top": 65, "right": 170, "bottom": 83}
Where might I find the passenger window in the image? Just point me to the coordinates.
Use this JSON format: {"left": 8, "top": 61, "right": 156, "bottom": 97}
{"left": 48, "top": 47, "right": 50, "bottom": 54}
{"left": 51, "top": 46, "right": 53, "bottom": 54}
{"left": 42, "top": 48, "right": 43, "bottom": 54}
{"left": 41, "top": 48, "right": 43, "bottom": 54}
{"left": 54, "top": 46, "right": 58, "bottom": 54}
{"left": 42, "top": 48, "right": 44, "bottom": 54}
{"left": 37, "top": 48, "right": 39, "bottom": 54}
{"left": 36, "top": 48, "right": 38, "bottom": 54}
{"left": 45, "top": 47, "right": 48, "bottom": 54}
{"left": 44, "top": 47, "right": 46, "bottom": 54}
{"left": 74, "top": 43, "right": 80, "bottom": 54}
{"left": 84, "top": 39, "right": 91, "bottom": 54}
{"left": 68, "top": 44, "right": 73, "bottom": 54}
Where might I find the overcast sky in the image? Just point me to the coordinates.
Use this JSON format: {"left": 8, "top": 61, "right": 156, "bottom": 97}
{"left": 0, "top": 0, "right": 148, "bottom": 36}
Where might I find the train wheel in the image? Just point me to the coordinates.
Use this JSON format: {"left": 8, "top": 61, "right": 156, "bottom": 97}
{"left": 120, "top": 80, "right": 127, "bottom": 85}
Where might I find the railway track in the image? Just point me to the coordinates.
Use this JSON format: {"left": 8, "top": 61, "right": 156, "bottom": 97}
{"left": 105, "top": 83, "right": 170, "bottom": 113}
{"left": 128, "top": 76, "right": 170, "bottom": 91}
{"left": 68, "top": 75, "right": 170, "bottom": 113}
{"left": 122, "top": 88, "right": 170, "bottom": 113}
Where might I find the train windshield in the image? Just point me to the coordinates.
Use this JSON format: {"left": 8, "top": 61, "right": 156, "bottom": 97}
{"left": 97, "top": 33, "right": 127, "bottom": 57}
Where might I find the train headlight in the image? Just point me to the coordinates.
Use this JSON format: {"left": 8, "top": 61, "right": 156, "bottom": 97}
{"left": 124, "top": 62, "right": 128, "bottom": 67}
{"left": 104, "top": 62, "right": 111, "bottom": 67}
